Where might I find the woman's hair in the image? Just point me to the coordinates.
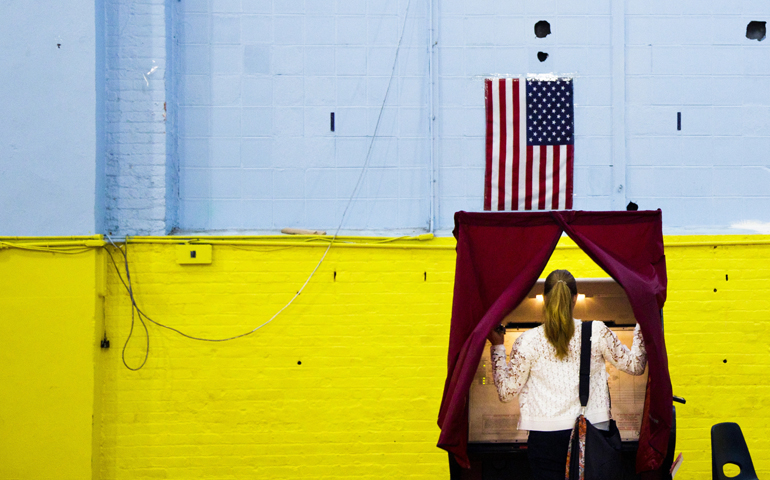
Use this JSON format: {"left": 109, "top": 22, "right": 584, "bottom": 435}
{"left": 542, "top": 269, "right": 578, "bottom": 359}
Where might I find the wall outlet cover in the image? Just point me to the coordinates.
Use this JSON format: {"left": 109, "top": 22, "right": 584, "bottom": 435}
{"left": 176, "top": 244, "right": 212, "bottom": 265}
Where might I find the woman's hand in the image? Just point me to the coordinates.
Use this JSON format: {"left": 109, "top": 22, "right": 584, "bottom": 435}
{"left": 487, "top": 325, "right": 505, "bottom": 346}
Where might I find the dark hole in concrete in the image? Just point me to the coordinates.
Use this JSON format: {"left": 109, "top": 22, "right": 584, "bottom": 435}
{"left": 746, "top": 21, "right": 766, "bottom": 41}
{"left": 57, "top": 44, "right": 61, "bottom": 48}
{"left": 725, "top": 274, "right": 728, "bottom": 281}
{"left": 626, "top": 201, "right": 638, "bottom": 211}
{"left": 297, "top": 361, "right": 302, "bottom": 365}
{"left": 534, "top": 21, "right": 551, "bottom": 38}
{"left": 714, "top": 288, "right": 717, "bottom": 292}
{"left": 723, "top": 359, "right": 727, "bottom": 363}
{"left": 537, "top": 51, "right": 549, "bottom": 62}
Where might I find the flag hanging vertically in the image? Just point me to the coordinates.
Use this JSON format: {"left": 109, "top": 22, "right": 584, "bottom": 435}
{"left": 484, "top": 77, "right": 574, "bottom": 211}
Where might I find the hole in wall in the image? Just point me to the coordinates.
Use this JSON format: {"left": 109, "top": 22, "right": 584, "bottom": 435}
{"left": 534, "top": 21, "right": 551, "bottom": 38}
{"left": 723, "top": 359, "right": 727, "bottom": 364}
{"left": 746, "top": 21, "right": 766, "bottom": 41}
{"left": 297, "top": 361, "right": 302, "bottom": 365}
{"left": 626, "top": 201, "right": 638, "bottom": 211}
{"left": 723, "top": 463, "right": 741, "bottom": 477}
{"left": 537, "top": 51, "right": 549, "bottom": 62}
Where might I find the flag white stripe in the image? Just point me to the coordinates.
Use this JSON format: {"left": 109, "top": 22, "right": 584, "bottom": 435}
{"left": 545, "top": 145, "right": 555, "bottom": 210}
{"left": 531, "top": 145, "right": 540, "bottom": 207}
{"left": 490, "top": 80, "right": 500, "bottom": 208}
{"left": 518, "top": 78, "right": 527, "bottom": 211}
{"left": 559, "top": 145, "right": 567, "bottom": 210}
{"left": 504, "top": 78, "right": 514, "bottom": 210}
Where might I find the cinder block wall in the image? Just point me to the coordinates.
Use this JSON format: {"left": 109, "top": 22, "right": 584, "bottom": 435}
{"left": 99, "top": 236, "right": 770, "bottom": 479}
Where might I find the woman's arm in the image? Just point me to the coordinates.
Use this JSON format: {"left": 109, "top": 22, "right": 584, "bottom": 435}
{"left": 490, "top": 334, "right": 532, "bottom": 402}
{"left": 598, "top": 322, "right": 647, "bottom": 375}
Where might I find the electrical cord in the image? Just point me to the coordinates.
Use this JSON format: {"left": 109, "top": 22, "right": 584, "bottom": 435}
{"left": 110, "top": 0, "right": 414, "bottom": 370}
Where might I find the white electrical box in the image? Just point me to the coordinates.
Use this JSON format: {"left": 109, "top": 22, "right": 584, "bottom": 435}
{"left": 176, "top": 244, "right": 212, "bottom": 265}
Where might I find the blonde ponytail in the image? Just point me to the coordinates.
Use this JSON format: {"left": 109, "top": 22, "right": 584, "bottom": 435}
{"left": 543, "top": 270, "right": 577, "bottom": 359}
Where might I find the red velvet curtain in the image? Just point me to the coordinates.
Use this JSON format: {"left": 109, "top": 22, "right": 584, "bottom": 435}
{"left": 437, "top": 210, "right": 671, "bottom": 474}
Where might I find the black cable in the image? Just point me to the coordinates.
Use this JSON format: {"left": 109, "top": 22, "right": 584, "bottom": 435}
{"left": 104, "top": 240, "right": 149, "bottom": 370}
{"left": 106, "top": 0, "right": 415, "bottom": 369}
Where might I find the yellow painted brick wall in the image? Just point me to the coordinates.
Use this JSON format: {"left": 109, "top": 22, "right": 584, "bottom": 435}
{"left": 100, "top": 241, "right": 457, "bottom": 479}
{"left": 0, "top": 247, "right": 103, "bottom": 480}
{"left": 2, "top": 235, "right": 759, "bottom": 479}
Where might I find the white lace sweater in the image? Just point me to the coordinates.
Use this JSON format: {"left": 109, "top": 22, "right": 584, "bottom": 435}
{"left": 491, "top": 320, "right": 647, "bottom": 431}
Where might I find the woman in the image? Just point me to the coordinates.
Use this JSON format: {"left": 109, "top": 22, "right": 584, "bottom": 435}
{"left": 487, "top": 269, "right": 647, "bottom": 480}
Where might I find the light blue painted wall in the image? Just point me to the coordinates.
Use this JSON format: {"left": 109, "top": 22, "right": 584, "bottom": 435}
{"left": 0, "top": 0, "right": 99, "bottom": 235}
{"left": 625, "top": 2, "right": 770, "bottom": 232}
{"left": 2, "top": 0, "right": 769, "bottom": 235}
{"left": 175, "top": 0, "right": 432, "bottom": 232}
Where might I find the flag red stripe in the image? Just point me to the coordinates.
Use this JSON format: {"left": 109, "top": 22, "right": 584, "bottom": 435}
{"left": 512, "top": 79, "right": 520, "bottom": 210}
{"left": 538, "top": 146, "right": 547, "bottom": 210}
{"left": 483, "top": 79, "right": 493, "bottom": 211}
{"left": 552, "top": 146, "right": 560, "bottom": 209}
{"left": 525, "top": 146, "right": 533, "bottom": 210}
{"left": 566, "top": 144, "right": 574, "bottom": 209}
{"left": 497, "top": 79, "right": 507, "bottom": 211}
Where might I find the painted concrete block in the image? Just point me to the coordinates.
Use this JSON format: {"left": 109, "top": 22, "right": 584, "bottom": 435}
{"left": 212, "top": 75, "right": 242, "bottom": 106}
{"left": 305, "top": 47, "right": 336, "bottom": 75}
{"left": 368, "top": 16, "right": 399, "bottom": 45}
{"left": 211, "top": 107, "right": 242, "bottom": 137}
{"left": 241, "top": 138, "right": 273, "bottom": 168}
{"left": 241, "top": 15, "right": 273, "bottom": 44}
{"left": 336, "top": 138, "right": 372, "bottom": 168}
{"left": 305, "top": 16, "right": 336, "bottom": 45}
{"left": 243, "top": 45, "right": 271, "bottom": 74}
{"left": 367, "top": 168, "right": 400, "bottom": 198}
{"left": 368, "top": 138, "right": 399, "bottom": 168}
{"left": 272, "top": 46, "right": 304, "bottom": 75}
{"left": 273, "top": 76, "right": 305, "bottom": 106}
{"left": 240, "top": 169, "right": 274, "bottom": 199}
{"left": 241, "top": 107, "right": 273, "bottom": 136}
{"left": 337, "top": 16, "right": 368, "bottom": 46}
{"left": 273, "top": 107, "right": 305, "bottom": 136}
{"left": 304, "top": 106, "right": 334, "bottom": 137}
{"left": 303, "top": 138, "right": 336, "bottom": 167}
{"left": 213, "top": 14, "right": 241, "bottom": 44}
{"left": 209, "top": 139, "right": 242, "bottom": 168}
{"left": 212, "top": 46, "right": 244, "bottom": 74}
{"left": 242, "top": 76, "right": 273, "bottom": 106}
{"left": 305, "top": 76, "right": 336, "bottom": 105}
{"left": 336, "top": 47, "right": 368, "bottom": 75}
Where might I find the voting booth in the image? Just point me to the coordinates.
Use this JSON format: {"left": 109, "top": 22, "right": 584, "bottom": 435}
{"left": 437, "top": 211, "right": 673, "bottom": 479}
{"left": 462, "top": 279, "right": 648, "bottom": 479}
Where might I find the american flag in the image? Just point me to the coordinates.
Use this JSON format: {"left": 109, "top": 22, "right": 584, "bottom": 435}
{"left": 484, "top": 77, "right": 574, "bottom": 211}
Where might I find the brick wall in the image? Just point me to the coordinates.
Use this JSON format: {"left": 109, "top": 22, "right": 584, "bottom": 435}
{"left": 105, "top": 0, "right": 174, "bottom": 235}
{"left": 100, "top": 236, "right": 770, "bottom": 479}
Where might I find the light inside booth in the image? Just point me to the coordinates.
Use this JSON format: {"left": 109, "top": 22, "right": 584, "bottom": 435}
{"left": 469, "top": 278, "right": 648, "bottom": 444}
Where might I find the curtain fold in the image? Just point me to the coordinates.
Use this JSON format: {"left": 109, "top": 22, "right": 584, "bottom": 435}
{"left": 438, "top": 210, "right": 671, "bottom": 474}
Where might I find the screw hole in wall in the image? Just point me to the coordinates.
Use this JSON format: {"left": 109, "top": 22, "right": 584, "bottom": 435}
{"left": 537, "top": 52, "right": 549, "bottom": 62}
